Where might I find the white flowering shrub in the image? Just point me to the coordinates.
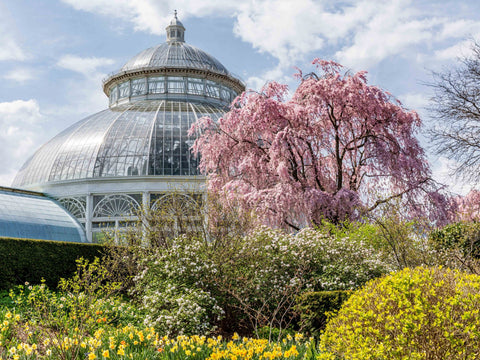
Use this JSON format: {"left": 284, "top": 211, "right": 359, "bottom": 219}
{"left": 297, "top": 223, "right": 393, "bottom": 290}
{"left": 134, "top": 223, "right": 390, "bottom": 336}
{"left": 134, "top": 236, "right": 223, "bottom": 335}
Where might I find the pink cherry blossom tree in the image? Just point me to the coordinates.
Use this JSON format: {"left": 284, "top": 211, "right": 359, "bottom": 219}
{"left": 190, "top": 59, "right": 451, "bottom": 230}
{"left": 454, "top": 189, "right": 480, "bottom": 222}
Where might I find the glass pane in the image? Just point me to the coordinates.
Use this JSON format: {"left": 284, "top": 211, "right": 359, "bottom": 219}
{"left": 167, "top": 77, "right": 185, "bottom": 94}
{"left": 148, "top": 77, "right": 165, "bottom": 94}
{"left": 187, "top": 77, "right": 204, "bottom": 95}
{"left": 93, "top": 102, "right": 156, "bottom": 177}
{"left": 131, "top": 78, "right": 146, "bottom": 96}
{"left": 206, "top": 80, "right": 220, "bottom": 98}
{"left": 109, "top": 85, "right": 118, "bottom": 104}
{"left": 118, "top": 81, "right": 130, "bottom": 98}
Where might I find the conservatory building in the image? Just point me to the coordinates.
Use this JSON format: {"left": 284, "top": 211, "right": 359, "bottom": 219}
{"left": 12, "top": 14, "right": 245, "bottom": 242}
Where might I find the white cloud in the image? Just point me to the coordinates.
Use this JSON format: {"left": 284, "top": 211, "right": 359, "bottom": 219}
{"left": 0, "top": 37, "right": 27, "bottom": 62}
{"left": 4, "top": 68, "right": 36, "bottom": 83}
{"left": 0, "top": 99, "right": 41, "bottom": 122}
{"left": 434, "top": 40, "right": 475, "bottom": 61}
{"left": 335, "top": 1, "right": 440, "bottom": 69}
{"left": 55, "top": 55, "right": 115, "bottom": 112}
{"left": 397, "top": 92, "right": 429, "bottom": 112}
{"left": 58, "top": 2, "right": 480, "bottom": 90}
{"left": 58, "top": 0, "right": 367, "bottom": 83}
{"left": 58, "top": 0, "right": 480, "bottom": 85}
{"left": 57, "top": 55, "right": 114, "bottom": 77}
{"left": 0, "top": 10, "right": 27, "bottom": 61}
{"left": 0, "top": 100, "right": 44, "bottom": 187}
{"left": 60, "top": 0, "right": 238, "bottom": 34}
{"left": 438, "top": 19, "right": 480, "bottom": 40}
{"left": 233, "top": 0, "right": 324, "bottom": 67}
{"left": 246, "top": 64, "right": 295, "bottom": 91}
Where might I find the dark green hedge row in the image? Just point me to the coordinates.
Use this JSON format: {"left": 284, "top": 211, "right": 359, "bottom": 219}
{"left": 296, "top": 290, "right": 352, "bottom": 335}
{"left": 0, "top": 237, "right": 105, "bottom": 290}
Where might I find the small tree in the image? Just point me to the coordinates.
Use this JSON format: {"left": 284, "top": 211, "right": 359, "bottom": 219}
{"left": 428, "top": 41, "right": 480, "bottom": 182}
{"left": 191, "top": 59, "right": 449, "bottom": 230}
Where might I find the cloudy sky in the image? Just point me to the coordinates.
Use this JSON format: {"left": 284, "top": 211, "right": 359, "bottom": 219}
{"left": 1, "top": 0, "right": 479, "bottom": 193}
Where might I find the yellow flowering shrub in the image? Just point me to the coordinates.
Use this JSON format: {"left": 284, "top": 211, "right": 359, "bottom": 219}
{"left": 320, "top": 266, "right": 480, "bottom": 359}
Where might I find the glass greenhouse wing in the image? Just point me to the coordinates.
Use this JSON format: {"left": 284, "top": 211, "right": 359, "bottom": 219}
{"left": 0, "top": 188, "right": 87, "bottom": 243}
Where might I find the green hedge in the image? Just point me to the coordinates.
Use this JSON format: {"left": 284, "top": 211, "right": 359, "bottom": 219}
{"left": 0, "top": 237, "right": 105, "bottom": 290}
{"left": 296, "top": 290, "right": 352, "bottom": 335}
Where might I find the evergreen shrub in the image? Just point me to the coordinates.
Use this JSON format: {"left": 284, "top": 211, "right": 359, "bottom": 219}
{"left": 320, "top": 266, "right": 480, "bottom": 360}
{"left": 0, "top": 237, "right": 104, "bottom": 290}
{"left": 295, "top": 290, "right": 351, "bottom": 335}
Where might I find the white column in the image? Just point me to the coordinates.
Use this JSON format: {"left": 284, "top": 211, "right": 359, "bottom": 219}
{"left": 86, "top": 193, "right": 93, "bottom": 242}
{"left": 141, "top": 191, "right": 150, "bottom": 246}
{"left": 142, "top": 191, "right": 150, "bottom": 209}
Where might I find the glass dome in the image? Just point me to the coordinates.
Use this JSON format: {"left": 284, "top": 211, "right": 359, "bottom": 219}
{"left": 120, "top": 42, "right": 230, "bottom": 75}
{"left": 13, "top": 13, "right": 245, "bottom": 242}
{"left": 13, "top": 100, "right": 222, "bottom": 186}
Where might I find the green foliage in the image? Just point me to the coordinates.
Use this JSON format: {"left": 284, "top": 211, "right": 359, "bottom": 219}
{"left": 295, "top": 290, "right": 351, "bottom": 336}
{"left": 0, "top": 237, "right": 104, "bottom": 290}
{"left": 4, "top": 258, "right": 141, "bottom": 360}
{"left": 320, "top": 266, "right": 480, "bottom": 360}
{"left": 366, "top": 201, "right": 441, "bottom": 271}
{"left": 429, "top": 221, "right": 480, "bottom": 259}
{"left": 307, "top": 222, "right": 391, "bottom": 289}
{"left": 135, "top": 235, "right": 224, "bottom": 336}
{"left": 427, "top": 222, "right": 480, "bottom": 274}
{"left": 373, "top": 218, "right": 434, "bottom": 269}
{"left": 0, "top": 290, "right": 12, "bottom": 308}
{"left": 100, "top": 241, "right": 140, "bottom": 295}
{"left": 134, "top": 223, "right": 389, "bottom": 337}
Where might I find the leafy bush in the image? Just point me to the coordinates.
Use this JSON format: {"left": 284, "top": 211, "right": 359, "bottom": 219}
{"left": 371, "top": 217, "right": 438, "bottom": 270}
{"left": 0, "top": 237, "right": 104, "bottom": 290}
{"left": 426, "top": 222, "right": 480, "bottom": 275}
{"left": 304, "top": 223, "right": 391, "bottom": 290}
{"left": 134, "top": 224, "right": 389, "bottom": 336}
{"left": 134, "top": 236, "right": 224, "bottom": 336}
{"left": 320, "top": 266, "right": 480, "bottom": 359}
{"left": 295, "top": 290, "right": 351, "bottom": 336}
{"left": 430, "top": 222, "right": 480, "bottom": 258}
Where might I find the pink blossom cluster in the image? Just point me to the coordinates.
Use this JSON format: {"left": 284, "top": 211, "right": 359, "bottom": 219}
{"left": 453, "top": 190, "right": 480, "bottom": 222}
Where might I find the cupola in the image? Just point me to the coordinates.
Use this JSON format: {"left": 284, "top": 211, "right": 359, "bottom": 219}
{"left": 166, "top": 10, "right": 185, "bottom": 43}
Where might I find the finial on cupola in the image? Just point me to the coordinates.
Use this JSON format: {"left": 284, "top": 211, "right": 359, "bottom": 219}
{"left": 166, "top": 10, "right": 185, "bottom": 43}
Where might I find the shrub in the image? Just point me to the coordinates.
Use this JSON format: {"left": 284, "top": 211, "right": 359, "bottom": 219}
{"left": 295, "top": 290, "right": 351, "bottom": 336}
{"left": 134, "top": 235, "right": 224, "bottom": 336}
{"left": 302, "top": 223, "right": 390, "bottom": 290}
{"left": 320, "top": 266, "right": 480, "bottom": 360}
{"left": 430, "top": 222, "right": 480, "bottom": 257}
{"left": 134, "top": 223, "right": 389, "bottom": 337}
{"left": 427, "top": 222, "right": 480, "bottom": 275}
{"left": 372, "top": 217, "right": 438, "bottom": 270}
{"left": 0, "top": 237, "right": 104, "bottom": 290}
